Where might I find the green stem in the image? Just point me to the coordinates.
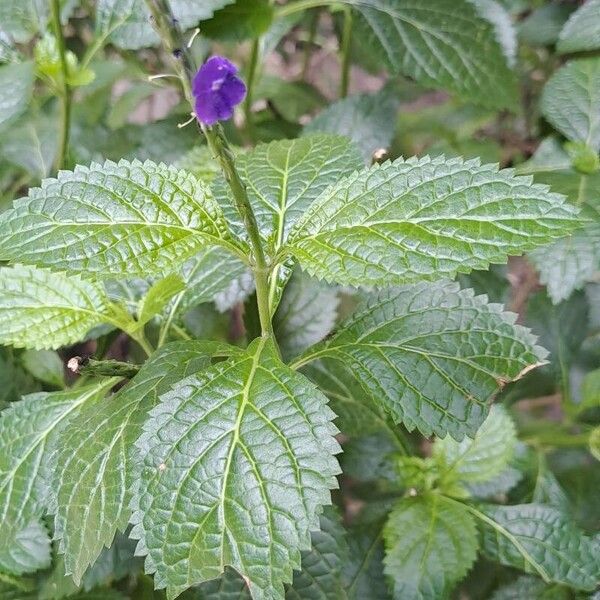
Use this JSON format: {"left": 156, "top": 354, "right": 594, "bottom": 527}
{"left": 145, "top": 0, "right": 278, "bottom": 348}
{"left": 339, "top": 7, "right": 352, "bottom": 98}
{"left": 50, "top": 0, "right": 72, "bottom": 171}
{"left": 244, "top": 37, "right": 260, "bottom": 140}
{"left": 131, "top": 330, "right": 154, "bottom": 357}
{"left": 301, "top": 10, "right": 319, "bottom": 80}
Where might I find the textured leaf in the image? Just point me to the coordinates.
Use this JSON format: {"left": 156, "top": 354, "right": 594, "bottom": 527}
{"left": 176, "top": 146, "right": 222, "bottom": 184}
{"left": 477, "top": 503, "right": 600, "bottom": 590}
{"left": 95, "top": 0, "right": 235, "bottom": 50}
{"left": 384, "top": 495, "right": 478, "bottom": 599}
{"left": 0, "top": 0, "right": 47, "bottom": 43}
{"left": 433, "top": 405, "right": 517, "bottom": 484}
{"left": 490, "top": 575, "right": 570, "bottom": 600}
{"left": 0, "top": 265, "right": 114, "bottom": 350}
{"left": 293, "top": 282, "right": 546, "bottom": 439}
{"left": 137, "top": 273, "right": 185, "bottom": 327}
{"left": 518, "top": 4, "right": 573, "bottom": 47}
{"left": 304, "top": 87, "right": 400, "bottom": 161}
{"left": 0, "top": 380, "right": 117, "bottom": 556}
{"left": 215, "top": 134, "right": 362, "bottom": 250}
{"left": 286, "top": 507, "right": 348, "bottom": 600}
{"left": 0, "top": 61, "right": 34, "bottom": 128}
{"left": 192, "top": 568, "right": 252, "bottom": 599}
{"left": 131, "top": 338, "right": 341, "bottom": 599}
{"left": 178, "top": 246, "right": 253, "bottom": 314}
{"left": 51, "top": 342, "right": 234, "bottom": 583}
{"left": 274, "top": 271, "right": 339, "bottom": 362}
{"left": 285, "top": 156, "right": 579, "bottom": 288}
{"left": 541, "top": 58, "right": 600, "bottom": 151}
{"left": 0, "top": 159, "right": 238, "bottom": 278}
{"left": 344, "top": 0, "right": 518, "bottom": 110}
{"left": 557, "top": 0, "right": 600, "bottom": 54}
{"left": 0, "top": 520, "right": 51, "bottom": 575}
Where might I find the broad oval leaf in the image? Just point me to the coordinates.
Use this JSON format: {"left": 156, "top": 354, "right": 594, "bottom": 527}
{"left": 285, "top": 156, "right": 579, "bottom": 288}
{"left": 131, "top": 338, "right": 341, "bottom": 599}
{"left": 0, "top": 520, "right": 51, "bottom": 575}
{"left": 433, "top": 405, "right": 517, "bottom": 485}
{"left": 293, "top": 282, "right": 547, "bottom": 439}
{"left": 384, "top": 494, "right": 478, "bottom": 600}
{"left": 345, "top": 0, "right": 518, "bottom": 110}
{"left": 0, "top": 265, "right": 112, "bottom": 350}
{"left": 557, "top": 0, "right": 600, "bottom": 54}
{"left": 0, "top": 380, "right": 118, "bottom": 558}
{"left": 0, "top": 159, "right": 238, "bottom": 278}
{"left": 50, "top": 342, "right": 236, "bottom": 584}
{"left": 541, "top": 58, "right": 600, "bottom": 151}
{"left": 478, "top": 503, "right": 600, "bottom": 590}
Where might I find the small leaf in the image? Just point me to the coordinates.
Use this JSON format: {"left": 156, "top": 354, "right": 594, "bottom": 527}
{"left": 384, "top": 495, "right": 478, "bottom": 599}
{"left": 286, "top": 156, "right": 579, "bottom": 288}
{"left": 477, "top": 503, "right": 600, "bottom": 590}
{"left": 541, "top": 58, "right": 600, "bottom": 151}
{"left": 433, "top": 405, "right": 517, "bottom": 485}
{"left": 490, "top": 575, "right": 570, "bottom": 600}
{"left": 0, "top": 61, "right": 34, "bottom": 127}
{"left": 21, "top": 350, "right": 65, "bottom": 388}
{"left": 0, "top": 265, "right": 113, "bottom": 350}
{"left": 274, "top": 270, "right": 339, "bottom": 362}
{"left": 51, "top": 341, "right": 234, "bottom": 583}
{"left": 294, "top": 282, "right": 546, "bottom": 439}
{"left": 137, "top": 273, "right": 185, "bottom": 327}
{"left": 0, "top": 380, "right": 117, "bottom": 557}
{"left": 344, "top": 0, "right": 518, "bottom": 110}
{"left": 0, "top": 159, "right": 238, "bottom": 278}
{"left": 131, "top": 338, "right": 341, "bottom": 599}
{"left": 557, "top": 0, "right": 600, "bottom": 55}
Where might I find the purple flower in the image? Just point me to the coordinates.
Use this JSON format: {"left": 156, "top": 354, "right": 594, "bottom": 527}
{"left": 192, "top": 56, "right": 246, "bottom": 126}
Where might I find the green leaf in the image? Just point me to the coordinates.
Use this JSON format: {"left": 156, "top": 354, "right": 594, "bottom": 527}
{"left": 0, "top": 349, "right": 39, "bottom": 407}
{"left": 131, "top": 338, "right": 341, "bottom": 599}
{"left": 0, "top": 62, "right": 34, "bottom": 128}
{"left": 254, "top": 78, "right": 326, "bottom": 124}
{"left": 21, "top": 350, "right": 65, "bottom": 388}
{"left": 469, "top": 0, "right": 517, "bottom": 67}
{"left": 200, "top": 0, "right": 274, "bottom": 42}
{"left": 384, "top": 495, "right": 478, "bottom": 600}
{"left": 0, "top": 380, "right": 117, "bottom": 556}
{"left": 541, "top": 58, "right": 600, "bottom": 151}
{"left": 342, "top": 525, "right": 388, "bottom": 600}
{"left": 177, "top": 246, "right": 253, "bottom": 314}
{"left": 294, "top": 282, "right": 546, "bottom": 439}
{"left": 0, "top": 520, "right": 51, "bottom": 575}
{"left": 490, "top": 575, "right": 570, "bottom": 600}
{"left": 557, "top": 0, "right": 600, "bottom": 54}
{"left": 285, "top": 156, "right": 579, "bottom": 288}
{"left": 274, "top": 271, "right": 339, "bottom": 362}
{"left": 51, "top": 341, "right": 234, "bottom": 584}
{"left": 286, "top": 507, "right": 349, "bottom": 600}
{"left": 518, "top": 4, "right": 573, "bottom": 47}
{"left": 581, "top": 368, "right": 600, "bottom": 413}
{"left": 433, "top": 405, "right": 517, "bottom": 485}
{"left": 522, "top": 141, "right": 600, "bottom": 302}
{"left": 477, "top": 503, "right": 600, "bottom": 590}
{"left": 193, "top": 568, "right": 252, "bottom": 599}
{"left": 0, "top": 265, "right": 114, "bottom": 350}
{"left": 0, "top": 0, "right": 47, "bottom": 43}
{"left": 95, "top": 0, "right": 235, "bottom": 50}
{"left": 216, "top": 134, "right": 362, "bottom": 251}
{"left": 176, "top": 146, "right": 222, "bottom": 184}
{"left": 137, "top": 274, "right": 185, "bottom": 327}
{"left": 0, "top": 159, "right": 238, "bottom": 278}
{"left": 344, "top": 0, "right": 518, "bottom": 110}
{"left": 304, "top": 87, "right": 400, "bottom": 162}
